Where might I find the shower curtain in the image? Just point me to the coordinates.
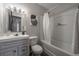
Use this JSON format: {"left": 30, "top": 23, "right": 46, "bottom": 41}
{"left": 43, "top": 12, "right": 51, "bottom": 43}
{"left": 74, "top": 8, "right": 79, "bottom": 53}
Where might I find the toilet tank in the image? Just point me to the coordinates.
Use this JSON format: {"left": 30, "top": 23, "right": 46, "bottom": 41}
{"left": 29, "top": 36, "right": 38, "bottom": 46}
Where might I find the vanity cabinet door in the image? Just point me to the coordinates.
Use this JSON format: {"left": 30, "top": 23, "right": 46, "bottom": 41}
{"left": 18, "top": 45, "right": 29, "bottom": 56}
{"left": 0, "top": 47, "right": 18, "bottom": 56}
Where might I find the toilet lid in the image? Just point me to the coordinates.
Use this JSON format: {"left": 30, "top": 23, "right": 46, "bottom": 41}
{"left": 32, "top": 45, "right": 43, "bottom": 52}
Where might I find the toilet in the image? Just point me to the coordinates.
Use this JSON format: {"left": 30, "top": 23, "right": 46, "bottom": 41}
{"left": 29, "top": 36, "right": 43, "bottom": 56}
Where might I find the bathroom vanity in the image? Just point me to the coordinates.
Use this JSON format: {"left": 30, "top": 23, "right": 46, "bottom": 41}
{"left": 0, "top": 35, "right": 29, "bottom": 56}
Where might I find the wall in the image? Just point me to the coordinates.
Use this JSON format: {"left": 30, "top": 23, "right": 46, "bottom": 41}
{"left": 0, "top": 3, "right": 46, "bottom": 38}
{"left": 51, "top": 7, "right": 78, "bottom": 53}
{"left": 0, "top": 4, "right": 4, "bottom": 34}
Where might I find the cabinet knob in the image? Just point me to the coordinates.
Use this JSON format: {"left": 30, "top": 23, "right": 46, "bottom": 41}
{"left": 22, "top": 49, "right": 25, "bottom": 52}
{"left": 13, "top": 50, "right": 16, "bottom": 53}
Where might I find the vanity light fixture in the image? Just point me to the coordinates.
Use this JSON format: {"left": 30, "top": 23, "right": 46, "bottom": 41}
{"left": 8, "top": 5, "right": 26, "bottom": 14}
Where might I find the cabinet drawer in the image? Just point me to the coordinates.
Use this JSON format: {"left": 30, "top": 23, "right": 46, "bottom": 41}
{"left": 0, "top": 39, "right": 29, "bottom": 49}
{"left": 0, "top": 47, "right": 17, "bottom": 56}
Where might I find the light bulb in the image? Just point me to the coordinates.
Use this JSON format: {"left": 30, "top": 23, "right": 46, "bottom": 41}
{"left": 18, "top": 8, "right": 21, "bottom": 13}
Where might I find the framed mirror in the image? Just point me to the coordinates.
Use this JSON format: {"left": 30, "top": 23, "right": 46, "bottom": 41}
{"left": 8, "top": 10, "right": 22, "bottom": 32}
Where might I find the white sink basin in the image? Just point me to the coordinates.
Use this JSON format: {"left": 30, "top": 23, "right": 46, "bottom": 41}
{"left": 0, "top": 34, "right": 29, "bottom": 42}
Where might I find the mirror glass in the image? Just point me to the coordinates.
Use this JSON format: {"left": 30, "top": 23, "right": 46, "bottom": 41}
{"left": 9, "top": 16, "right": 21, "bottom": 32}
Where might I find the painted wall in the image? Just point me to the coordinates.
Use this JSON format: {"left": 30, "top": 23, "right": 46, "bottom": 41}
{"left": 0, "top": 4, "right": 3, "bottom": 34}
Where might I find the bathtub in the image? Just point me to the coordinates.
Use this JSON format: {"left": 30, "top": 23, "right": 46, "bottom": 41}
{"left": 40, "top": 40, "right": 74, "bottom": 56}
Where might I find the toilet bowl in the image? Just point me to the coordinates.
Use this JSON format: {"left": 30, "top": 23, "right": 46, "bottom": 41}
{"left": 29, "top": 36, "right": 43, "bottom": 55}
{"left": 32, "top": 45, "right": 43, "bottom": 55}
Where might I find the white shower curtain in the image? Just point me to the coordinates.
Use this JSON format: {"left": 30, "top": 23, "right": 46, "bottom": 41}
{"left": 43, "top": 12, "right": 51, "bottom": 43}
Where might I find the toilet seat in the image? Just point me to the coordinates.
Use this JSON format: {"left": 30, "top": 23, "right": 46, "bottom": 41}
{"left": 32, "top": 45, "right": 43, "bottom": 54}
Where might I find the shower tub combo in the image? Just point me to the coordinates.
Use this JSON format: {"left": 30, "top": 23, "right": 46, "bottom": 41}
{"left": 41, "top": 40, "right": 74, "bottom": 56}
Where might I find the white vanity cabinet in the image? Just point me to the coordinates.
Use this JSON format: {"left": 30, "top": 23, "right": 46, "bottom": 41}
{"left": 0, "top": 38, "right": 29, "bottom": 56}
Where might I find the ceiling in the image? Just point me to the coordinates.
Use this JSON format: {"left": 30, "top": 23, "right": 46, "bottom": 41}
{"left": 38, "top": 3, "right": 78, "bottom": 11}
{"left": 38, "top": 3, "right": 78, "bottom": 15}
{"left": 38, "top": 3, "right": 59, "bottom": 10}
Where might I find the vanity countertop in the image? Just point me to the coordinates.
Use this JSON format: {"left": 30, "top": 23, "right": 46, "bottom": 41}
{"left": 0, "top": 35, "right": 29, "bottom": 43}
